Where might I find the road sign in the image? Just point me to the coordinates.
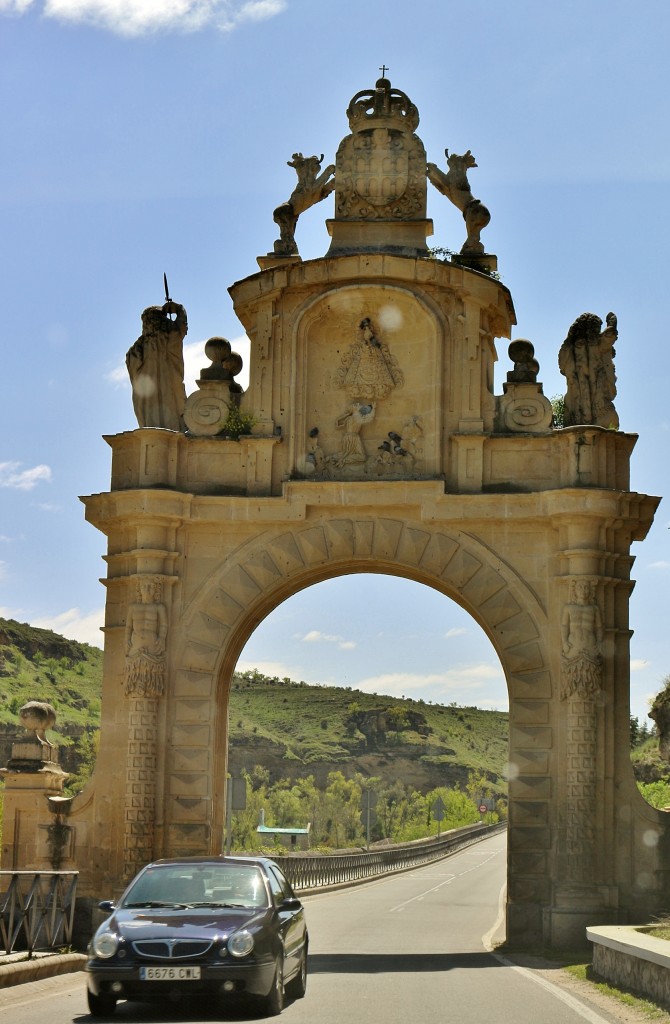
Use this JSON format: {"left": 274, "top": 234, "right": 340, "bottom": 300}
{"left": 432, "top": 796, "right": 446, "bottom": 822}
{"left": 231, "top": 777, "right": 247, "bottom": 810}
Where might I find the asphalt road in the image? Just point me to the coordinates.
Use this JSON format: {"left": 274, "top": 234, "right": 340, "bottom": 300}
{"left": 0, "top": 833, "right": 637, "bottom": 1024}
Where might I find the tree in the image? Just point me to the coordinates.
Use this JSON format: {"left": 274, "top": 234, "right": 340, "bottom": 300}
{"left": 322, "top": 772, "right": 363, "bottom": 847}
{"left": 649, "top": 674, "right": 670, "bottom": 760}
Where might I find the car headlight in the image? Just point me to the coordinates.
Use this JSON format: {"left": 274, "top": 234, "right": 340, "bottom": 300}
{"left": 227, "top": 929, "right": 254, "bottom": 958}
{"left": 92, "top": 931, "right": 119, "bottom": 958}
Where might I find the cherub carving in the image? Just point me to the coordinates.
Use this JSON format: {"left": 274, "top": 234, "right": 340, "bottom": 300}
{"left": 273, "top": 153, "right": 335, "bottom": 256}
{"left": 426, "top": 149, "right": 490, "bottom": 254}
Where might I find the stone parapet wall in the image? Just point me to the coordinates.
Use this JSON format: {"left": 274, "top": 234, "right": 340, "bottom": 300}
{"left": 588, "top": 926, "right": 670, "bottom": 1009}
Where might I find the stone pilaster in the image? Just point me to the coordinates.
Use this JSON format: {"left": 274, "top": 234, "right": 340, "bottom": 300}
{"left": 123, "top": 697, "right": 159, "bottom": 878}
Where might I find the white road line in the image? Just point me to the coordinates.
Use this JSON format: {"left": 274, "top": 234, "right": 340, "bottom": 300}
{"left": 492, "top": 952, "right": 617, "bottom": 1024}
{"left": 390, "top": 845, "right": 504, "bottom": 913}
{"left": 482, "top": 879, "right": 506, "bottom": 951}
{"left": 483, "top": 884, "right": 615, "bottom": 1024}
{"left": 388, "top": 875, "right": 455, "bottom": 912}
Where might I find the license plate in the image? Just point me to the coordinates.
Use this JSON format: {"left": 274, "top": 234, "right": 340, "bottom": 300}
{"left": 140, "top": 966, "right": 201, "bottom": 981}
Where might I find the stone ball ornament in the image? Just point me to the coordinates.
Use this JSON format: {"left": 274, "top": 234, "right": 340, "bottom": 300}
{"left": 183, "top": 336, "right": 246, "bottom": 436}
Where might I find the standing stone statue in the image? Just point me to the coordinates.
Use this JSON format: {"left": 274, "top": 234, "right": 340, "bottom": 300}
{"left": 558, "top": 311, "right": 618, "bottom": 429}
{"left": 126, "top": 301, "right": 188, "bottom": 430}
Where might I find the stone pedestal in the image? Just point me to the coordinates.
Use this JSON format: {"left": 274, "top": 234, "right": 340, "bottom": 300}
{"left": 0, "top": 742, "right": 69, "bottom": 870}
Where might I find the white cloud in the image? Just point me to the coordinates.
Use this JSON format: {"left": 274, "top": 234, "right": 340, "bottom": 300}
{"left": 299, "top": 630, "right": 357, "bottom": 651}
{"left": 0, "top": 461, "right": 52, "bottom": 490}
{"left": 106, "top": 364, "right": 128, "bottom": 388}
{"left": 226, "top": 0, "right": 284, "bottom": 28}
{"left": 33, "top": 502, "right": 62, "bottom": 513}
{"left": 355, "top": 663, "right": 505, "bottom": 699}
{"left": 29, "top": 0, "right": 287, "bottom": 36}
{"left": 445, "top": 627, "right": 468, "bottom": 638}
{"left": 631, "top": 659, "right": 650, "bottom": 672}
{"left": 0, "top": 0, "right": 34, "bottom": 10}
{"left": 649, "top": 560, "right": 670, "bottom": 570}
{"left": 32, "top": 607, "right": 105, "bottom": 648}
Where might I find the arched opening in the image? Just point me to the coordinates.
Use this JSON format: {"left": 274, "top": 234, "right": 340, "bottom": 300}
{"left": 227, "top": 570, "right": 510, "bottom": 851}
{"left": 210, "top": 569, "right": 510, "bottom": 864}
{"left": 175, "top": 513, "right": 549, "bottom": 885}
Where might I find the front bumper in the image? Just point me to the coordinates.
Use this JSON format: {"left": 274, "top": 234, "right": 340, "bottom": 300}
{"left": 86, "top": 957, "right": 276, "bottom": 1001}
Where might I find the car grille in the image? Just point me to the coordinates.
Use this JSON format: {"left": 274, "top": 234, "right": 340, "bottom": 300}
{"left": 132, "top": 940, "right": 213, "bottom": 960}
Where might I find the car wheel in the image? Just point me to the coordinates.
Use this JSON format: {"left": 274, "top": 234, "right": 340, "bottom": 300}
{"left": 87, "top": 989, "right": 117, "bottom": 1017}
{"left": 261, "top": 957, "right": 284, "bottom": 1016}
{"left": 286, "top": 946, "right": 307, "bottom": 999}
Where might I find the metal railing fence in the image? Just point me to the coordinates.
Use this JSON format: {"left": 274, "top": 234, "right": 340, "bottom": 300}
{"left": 273, "top": 821, "right": 505, "bottom": 892}
{"left": 0, "top": 871, "right": 78, "bottom": 955}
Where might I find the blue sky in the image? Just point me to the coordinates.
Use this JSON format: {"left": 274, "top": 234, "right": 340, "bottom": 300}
{"left": 1, "top": 0, "right": 668, "bottom": 723}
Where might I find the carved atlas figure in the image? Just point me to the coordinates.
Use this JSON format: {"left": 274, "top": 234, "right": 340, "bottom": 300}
{"left": 124, "top": 577, "right": 168, "bottom": 698}
{"left": 560, "top": 577, "right": 603, "bottom": 699}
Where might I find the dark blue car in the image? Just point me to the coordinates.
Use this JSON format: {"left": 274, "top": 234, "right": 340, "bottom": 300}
{"left": 86, "top": 855, "right": 308, "bottom": 1017}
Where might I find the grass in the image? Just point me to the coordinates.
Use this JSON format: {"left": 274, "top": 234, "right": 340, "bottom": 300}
{"left": 565, "top": 963, "right": 670, "bottom": 1020}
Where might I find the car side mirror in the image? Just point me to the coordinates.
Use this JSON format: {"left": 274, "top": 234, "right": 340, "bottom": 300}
{"left": 279, "top": 896, "right": 301, "bottom": 911}
{"left": 98, "top": 900, "right": 116, "bottom": 912}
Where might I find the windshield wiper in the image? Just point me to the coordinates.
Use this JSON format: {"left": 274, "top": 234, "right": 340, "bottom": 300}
{"left": 187, "top": 901, "right": 251, "bottom": 909}
{"left": 124, "top": 901, "right": 189, "bottom": 909}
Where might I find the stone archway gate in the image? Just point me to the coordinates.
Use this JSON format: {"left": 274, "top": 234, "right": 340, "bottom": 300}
{"left": 1, "top": 77, "right": 663, "bottom": 951}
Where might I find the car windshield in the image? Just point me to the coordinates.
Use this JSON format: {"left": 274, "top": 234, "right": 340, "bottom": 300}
{"left": 121, "top": 864, "right": 270, "bottom": 909}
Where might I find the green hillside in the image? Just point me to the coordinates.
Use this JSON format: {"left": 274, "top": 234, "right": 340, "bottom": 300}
{"left": 4, "top": 616, "right": 669, "bottom": 848}
{"left": 229, "top": 671, "right": 509, "bottom": 795}
{"left": 0, "top": 617, "right": 512, "bottom": 798}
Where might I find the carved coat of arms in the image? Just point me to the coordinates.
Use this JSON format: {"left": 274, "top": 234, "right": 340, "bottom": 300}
{"left": 352, "top": 129, "right": 409, "bottom": 206}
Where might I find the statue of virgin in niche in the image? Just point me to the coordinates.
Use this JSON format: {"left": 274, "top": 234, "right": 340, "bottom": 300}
{"left": 335, "top": 318, "right": 404, "bottom": 401}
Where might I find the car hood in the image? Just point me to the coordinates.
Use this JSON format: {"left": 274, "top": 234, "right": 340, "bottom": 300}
{"left": 109, "top": 906, "right": 268, "bottom": 941}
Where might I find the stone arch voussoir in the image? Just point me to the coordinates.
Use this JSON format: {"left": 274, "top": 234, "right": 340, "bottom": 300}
{"left": 176, "top": 517, "right": 551, "bottom": 705}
